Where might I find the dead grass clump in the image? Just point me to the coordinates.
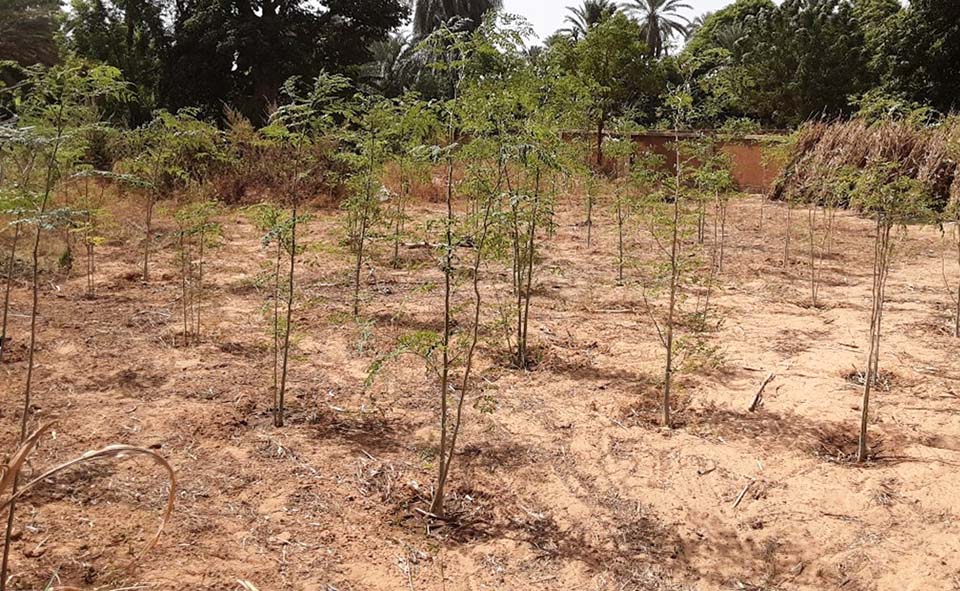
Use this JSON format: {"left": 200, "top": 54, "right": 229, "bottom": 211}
{"left": 772, "top": 118, "right": 958, "bottom": 213}
{"left": 809, "top": 427, "right": 888, "bottom": 464}
{"left": 0, "top": 423, "right": 176, "bottom": 583}
{"left": 354, "top": 454, "right": 406, "bottom": 503}
{"left": 841, "top": 368, "right": 898, "bottom": 391}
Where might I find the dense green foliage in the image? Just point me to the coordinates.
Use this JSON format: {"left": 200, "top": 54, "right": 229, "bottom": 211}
{"left": 57, "top": 0, "right": 407, "bottom": 122}
{"left": 0, "top": 0, "right": 956, "bottom": 128}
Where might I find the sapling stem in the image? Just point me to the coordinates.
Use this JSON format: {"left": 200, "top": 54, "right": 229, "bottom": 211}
{"left": 0, "top": 223, "right": 21, "bottom": 363}
{"left": 2, "top": 97, "right": 65, "bottom": 591}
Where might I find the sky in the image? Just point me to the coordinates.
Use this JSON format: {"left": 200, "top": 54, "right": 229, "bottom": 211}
{"left": 501, "top": 0, "right": 742, "bottom": 41}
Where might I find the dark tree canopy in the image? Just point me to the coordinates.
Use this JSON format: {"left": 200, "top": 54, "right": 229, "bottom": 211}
{"left": 65, "top": 0, "right": 168, "bottom": 120}
{"left": 63, "top": 0, "right": 407, "bottom": 123}
{"left": 680, "top": 0, "right": 875, "bottom": 127}
{"left": 10, "top": 0, "right": 959, "bottom": 130}
{"left": 0, "top": 0, "right": 60, "bottom": 67}
{"left": 881, "top": 0, "right": 960, "bottom": 115}
{"left": 412, "top": 0, "right": 503, "bottom": 38}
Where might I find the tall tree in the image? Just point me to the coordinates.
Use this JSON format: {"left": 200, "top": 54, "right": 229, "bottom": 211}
{"left": 620, "top": 0, "right": 691, "bottom": 57}
{"left": 683, "top": 0, "right": 771, "bottom": 52}
{"left": 0, "top": 0, "right": 60, "bottom": 67}
{"left": 561, "top": 0, "right": 617, "bottom": 40}
{"left": 64, "top": 0, "right": 169, "bottom": 120}
{"left": 551, "top": 13, "right": 664, "bottom": 166}
{"left": 881, "top": 0, "right": 960, "bottom": 114}
{"left": 678, "top": 0, "right": 770, "bottom": 123}
{"left": 684, "top": 11, "right": 711, "bottom": 41}
{"left": 412, "top": 0, "right": 502, "bottom": 38}
{"left": 851, "top": 0, "right": 902, "bottom": 84}
{"left": 66, "top": 0, "right": 406, "bottom": 122}
{"left": 682, "top": 0, "right": 872, "bottom": 127}
{"left": 742, "top": 0, "right": 872, "bottom": 126}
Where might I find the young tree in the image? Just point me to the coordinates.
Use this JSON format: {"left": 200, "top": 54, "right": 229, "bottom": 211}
{"left": 603, "top": 125, "right": 640, "bottom": 284}
{"left": 757, "top": 135, "right": 790, "bottom": 237}
{"left": 383, "top": 95, "right": 439, "bottom": 266}
{"left": 174, "top": 196, "right": 222, "bottom": 345}
{"left": 265, "top": 72, "right": 352, "bottom": 427}
{"left": 690, "top": 146, "right": 734, "bottom": 325}
{"left": 0, "top": 62, "right": 127, "bottom": 591}
{"left": 643, "top": 88, "right": 696, "bottom": 428}
{"left": 246, "top": 202, "right": 308, "bottom": 424}
{"left": 850, "top": 158, "right": 933, "bottom": 462}
{"left": 0, "top": 130, "right": 37, "bottom": 362}
{"left": 369, "top": 15, "right": 573, "bottom": 517}
{"left": 63, "top": 167, "right": 113, "bottom": 299}
{"left": 118, "top": 110, "right": 223, "bottom": 281}
{"left": 341, "top": 96, "right": 391, "bottom": 318}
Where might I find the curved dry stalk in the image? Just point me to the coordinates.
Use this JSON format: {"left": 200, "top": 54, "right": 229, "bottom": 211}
{"left": 0, "top": 423, "right": 56, "bottom": 494}
{"left": 1, "top": 425, "right": 177, "bottom": 571}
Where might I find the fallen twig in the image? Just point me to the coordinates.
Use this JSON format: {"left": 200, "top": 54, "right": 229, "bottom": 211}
{"left": 748, "top": 372, "right": 776, "bottom": 412}
{"left": 732, "top": 481, "right": 753, "bottom": 509}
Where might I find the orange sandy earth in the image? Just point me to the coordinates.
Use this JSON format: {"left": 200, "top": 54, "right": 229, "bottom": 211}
{"left": 1, "top": 193, "right": 959, "bottom": 591}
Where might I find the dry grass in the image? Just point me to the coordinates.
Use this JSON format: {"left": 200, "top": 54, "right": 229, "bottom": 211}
{"left": 1, "top": 423, "right": 177, "bottom": 581}
{"left": 772, "top": 118, "right": 959, "bottom": 212}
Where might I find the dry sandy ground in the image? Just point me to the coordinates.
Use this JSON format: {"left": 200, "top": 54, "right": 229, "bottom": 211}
{"left": 1, "top": 192, "right": 959, "bottom": 591}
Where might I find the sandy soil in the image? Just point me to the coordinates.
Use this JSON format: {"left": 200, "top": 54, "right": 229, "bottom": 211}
{"left": 1, "top": 193, "right": 959, "bottom": 591}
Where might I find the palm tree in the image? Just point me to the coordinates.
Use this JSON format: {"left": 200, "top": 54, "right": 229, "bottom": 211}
{"left": 685, "top": 11, "right": 712, "bottom": 41}
{"left": 413, "top": 0, "right": 504, "bottom": 38}
{"left": 562, "top": 0, "right": 618, "bottom": 40}
{"left": 713, "top": 20, "right": 749, "bottom": 58}
{"left": 363, "top": 33, "right": 419, "bottom": 96}
{"left": 621, "top": 0, "right": 691, "bottom": 57}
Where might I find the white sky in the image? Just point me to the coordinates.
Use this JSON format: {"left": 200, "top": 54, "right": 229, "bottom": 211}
{"left": 501, "top": 0, "right": 747, "bottom": 41}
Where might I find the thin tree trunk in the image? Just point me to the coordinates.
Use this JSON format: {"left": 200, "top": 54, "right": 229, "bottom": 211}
{"left": 180, "top": 230, "right": 189, "bottom": 346}
{"left": 85, "top": 213, "right": 95, "bottom": 298}
{"left": 784, "top": 201, "right": 792, "bottom": 269}
{"left": 143, "top": 197, "right": 155, "bottom": 281}
{"left": 2, "top": 104, "right": 64, "bottom": 590}
{"left": 431, "top": 112, "right": 457, "bottom": 516}
{"left": 273, "top": 240, "right": 281, "bottom": 419}
{"left": 196, "top": 225, "right": 204, "bottom": 338}
{"left": 617, "top": 199, "right": 624, "bottom": 284}
{"left": 615, "top": 172, "right": 625, "bottom": 285}
{"left": 519, "top": 167, "right": 541, "bottom": 369}
{"left": 276, "top": 202, "right": 296, "bottom": 428}
{"left": 353, "top": 212, "right": 368, "bottom": 317}
{"left": 809, "top": 205, "right": 818, "bottom": 308}
{"left": 393, "top": 162, "right": 407, "bottom": 266}
{"left": 586, "top": 182, "right": 594, "bottom": 247}
{"left": 759, "top": 159, "right": 767, "bottom": 235}
{"left": 718, "top": 200, "right": 727, "bottom": 273}
{"left": 595, "top": 116, "right": 604, "bottom": 169}
{"left": 276, "top": 144, "right": 301, "bottom": 427}
{"left": 0, "top": 223, "right": 21, "bottom": 362}
{"left": 353, "top": 132, "right": 376, "bottom": 318}
{"left": 858, "top": 218, "right": 892, "bottom": 462}
{"left": 955, "top": 223, "right": 960, "bottom": 338}
{"left": 663, "top": 193, "right": 679, "bottom": 429}
{"left": 86, "top": 242, "right": 94, "bottom": 298}
{"left": 662, "top": 128, "right": 682, "bottom": 429}
{"left": 697, "top": 201, "right": 705, "bottom": 244}
{"left": 434, "top": 159, "right": 499, "bottom": 516}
